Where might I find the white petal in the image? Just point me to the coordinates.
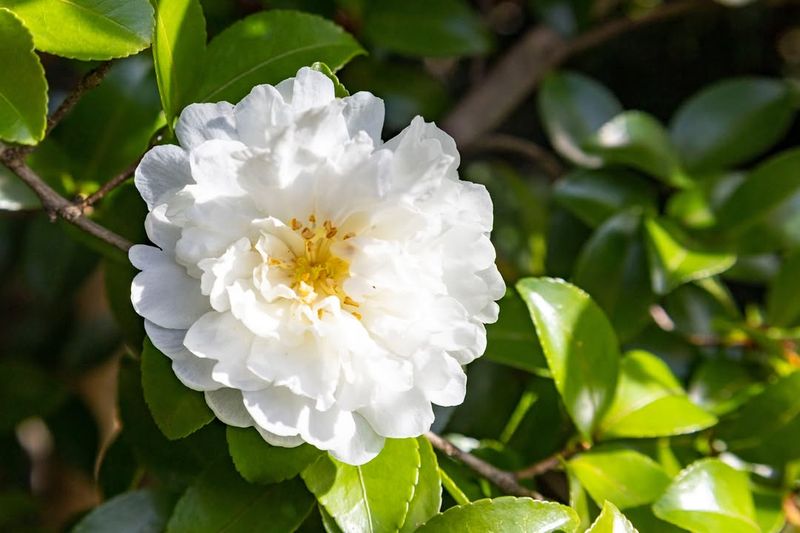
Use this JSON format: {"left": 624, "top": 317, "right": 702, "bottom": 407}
{"left": 414, "top": 351, "right": 466, "bottom": 407}
{"left": 144, "top": 320, "right": 219, "bottom": 391}
{"left": 134, "top": 144, "right": 192, "bottom": 210}
{"left": 275, "top": 67, "right": 335, "bottom": 112}
{"left": 327, "top": 413, "right": 384, "bottom": 466}
{"left": 358, "top": 388, "right": 434, "bottom": 438}
{"left": 204, "top": 388, "right": 254, "bottom": 427}
{"left": 188, "top": 139, "right": 250, "bottom": 198}
{"left": 254, "top": 425, "right": 304, "bottom": 447}
{"left": 234, "top": 84, "right": 293, "bottom": 148}
{"left": 176, "top": 102, "right": 238, "bottom": 150}
{"left": 243, "top": 386, "right": 308, "bottom": 437}
{"left": 342, "top": 91, "right": 385, "bottom": 144}
{"left": 144, "top": 204, "right": 181, "bottom": 252}
{"left": 130, "top": 245, "right": 209, "bottom": 329}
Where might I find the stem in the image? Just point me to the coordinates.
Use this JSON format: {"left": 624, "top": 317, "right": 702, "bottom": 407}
{"left": 46, "top": 62, "right": 113, "bottom": 136}
{"left": 469, "top": 134, "right": 564, "bottom": 179}
{"left": 515, "top": 443, "right": 586, "bottom": 480}
{"left": 425, "top": 432, "right": 544, "bottom": 500}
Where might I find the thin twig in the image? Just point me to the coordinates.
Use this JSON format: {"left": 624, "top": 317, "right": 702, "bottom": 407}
{"left": 0, "top": 147, "right": 132, "bottom": 252}
{"left": 442, "top": 0, "right": 709, "bottom": 147}
{"left": 81, "top": 157, "right": 142, "bottom": 209}
{"left": 469, "top": 133, "right": 565, "bottom": 179}
{"left": 514, "top": 443, "right": 584, "bottom": 480}
{"left": 425, "top": 432, "right": 544, "bottom": 499}
{"left": 46, "top": 62, "right": 113, "bottom": 136}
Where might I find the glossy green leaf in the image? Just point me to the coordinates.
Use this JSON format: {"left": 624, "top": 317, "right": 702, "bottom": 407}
{"left": 661, "top": 281, "right": 739, "bottom": 340}
{"left": 573, "top": 211, "right": 655, "bottom": 343}
{"left": 141, "top": 337, "right": 214, "bottom": 440}
{"left": 553, "top": 168, "right": 657, "bottom": 228}
{"left": 752, "top": 486, "right": 786, "bottom": 533}
{"left": 538, "top": 71, "right": 623, "bottom": 167}
{"left": 766, "top": 250, "right": 800, "bottom": 327}
{"left": 587, "top": 501, "right": 639, "bottom": 533}
{"left": 152, "top": 0, "right": 206, "bottom": 124}
{"left": 310, "top": 62, "right": 349, "bottom": 97}
{"left": 568, "top": 447, "right": 671, "bottom": 509}
{"left": 484, "top": 292, "right": 547, "bottom": 374}
{"left": 196, "top": 10, "right": 364, "bottom": 104}
{"left": 0, "top": 8, "right": 47, "bottom": 145}
{"left": 302, "top": 438, "right": 421, "bottom": 533}
{"left": 0, "top": 164, "right": 38, "bottom": 210}
{"left": 652, "top": 459, "right": 759, "bottom": 533}
{"left": 73, "top": 489, "right": 177, "bottom": 533}
{"left": 226, "top": 426, "right": 322, "bottom": 484}
{"left": 167, "top": 458, "right": 314, "bottom": 533}
{"left": 362, "top": 0, "right": 490, "bottom": 57}
{"left": 399, "top": 437, "right": 442, "bottom": 532}
{"left": 417, "top": 497, "right": 580, "bottom": 532}
{"left": 716, "top": 149, "right": 800, "bottom": 236}
{"left": 0, "top": 0, "right": 153, "bottom": 60}
{"left": 584, "top": 111, "right": 684, "bottom": 185}
{"left": 687, "top": 358, "right": 759, "bottom": 417}
{"left": 598, "top": 351, "right": 717, "bottom": 439}
{"left": 516, "top": 277, "right": 619, "bottom": 440}
{"left": 716, "top": 371, "right": 800, "bottom": 465}
{"left": 644, "top": 218, "right": 736, "bottom": 295}
{"left": 567, "top": 469, "right": 593, "bottom": 531}
{"left": 670, "top": 78, "right": 796, "bottom": 172}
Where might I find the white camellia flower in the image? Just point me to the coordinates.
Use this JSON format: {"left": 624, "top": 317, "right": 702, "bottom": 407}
{"left": 130, "top": 67, "right": 505, "bottom": 465}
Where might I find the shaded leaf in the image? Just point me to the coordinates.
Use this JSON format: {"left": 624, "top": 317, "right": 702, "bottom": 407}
{"left": 687, "top": 358, "right": 759, "bottom": 417}
{"left": 0, "top": 0, "right": 153, "bottom": 60}
{"left": 399, "top": 437, "right": 442, "bottom": 533}
{"left": 0, "top": 358, "right": 66, "bottom": 431}
{"left": 417, "top": 497, "right": 579, "bottom": 532}
{"left": 766, "top": 249, "right": 800, "bottom": 327}
{"left": 226, "top": 426, "right": 322, "bottom": 484}
{"left": 516, "top": 277, "right": 619, "bottom": 441}
{"left": 587, "top": 501, "right": 639, "bottom": 532}
{"left": 73, "top": 489, "right": 177, "bottom": 533}
{"left": 484, "top": 292, "right": 547, "bottom": 374}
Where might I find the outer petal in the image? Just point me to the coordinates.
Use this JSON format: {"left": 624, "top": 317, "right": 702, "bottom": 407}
{"left": 413, "top": 351, "right": 466, "bottom": 407}
{"left": 327, "top": 413, "right": 384, "bottom": 466}
{"left": 357, "top": 387, "right": 434, "bottom": 438}
{"left": 176, "top": 102, "right": 238, "bottom": 150}
{"left": 134, "top": 144, "right": 193, "bottom": 210}
{"left": 275, "top": 67, "right": 335, "bottom": 112}
{"left": 204, "top": 388, "right": 254, "bottom": 427}
{"left": 234, "top": 84, "right": 293, "bottom": 148}
{"left": 130, "top": 245, "right": 209, "bottom": 329}
{"left": 144, "top": 320, "right": 219, "bottom": 391}
{"left": 342, "top": 91, "right": 385, "bottom": 144}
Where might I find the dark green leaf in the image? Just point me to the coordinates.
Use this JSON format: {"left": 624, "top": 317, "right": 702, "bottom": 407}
{"left": 516, "top": 277, "right": 619, "bottom": 441}
{"left": 141, "top": 337, "right": 214, "bottom": 440}
{"left": 554, "top": 168, "right": 657, "bottom": 228}
{"left": 362, "top": 0, "right": 490, "bottom": 57}
{"left": 587, "top": 501, "right": 639, "bottom": 533}
{"left": 0, "top": 358, "right": 66, "bottom": 431}
{"left": 0, "top": 8, "right": 47, "bottom": 145}
{"left": 167, "top": 458, "right": 314, "bottom": 533}
{"left": 652, "top": 459, "right": 759, "bottom": 533}
{"left": 716, "top": 371, "right": 800, "bottom": 465}
{"left": 568, "top": 447, "right": 671, "bottom": 509}
{"left": 0, "top": 0, "right": 153, "bottom": 60}
{"left": 644, "top": 218, "right": 735, "bottom": 295}
{"left": 104, "top": 258, "right": 144, "bottom": 348}
{"left": 226, "top": 426, "right": 322, "bottom": 484}
{"left": 538, "top": 71, "right": 623, "bottom": 167}
{"left": 598, "top": 351, "right": 717, "bottom": 439}
{"left": 73, "top": 489, "right": 177, "bottom": 533}
{"left": 152, "top": 0, "right": 206, "bottom": 124}
{"left": 196, "top": 10, "right": 364, "bottom": 104}
{"left": 399, "top": 437, "right": 442, "bottom": 532}
{"left": 416, "top": 497, "right": 579, "bottom": 532}
{"left": 687, "top": 358, "right": 759, "bottom": 416}
{"left": 302, "top": 439, "right": 421, "bottom": 533}
{"left": 661, "top": 281, "right": 739, "bottom": 341}
{"left": 766, "top": 250, "right": 800, "bottom": 327}
{"left": 584, "top": 111, "right": 684, "bottom": 185}
{"left": 0, "top": 164, "right": 39, "bottom": 210}
{"left": 752, "top": 486, "right": 786, "bottom": 533}
{"left": 670, "top": 78, "right": 796, "bottom": 172}
{"left": 573, "top": 211, "right": 655, "bottom": 342}
{"left": 484, "top": 292, "right": 547, "bottom": 374}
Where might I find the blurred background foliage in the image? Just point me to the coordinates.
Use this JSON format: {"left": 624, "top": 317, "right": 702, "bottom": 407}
{"left": 2, "top": 0, "right": 800, "bottom": 531}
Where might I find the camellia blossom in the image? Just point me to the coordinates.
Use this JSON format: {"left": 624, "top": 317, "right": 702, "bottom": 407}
{"left": 130, "top": 67, "right": 505, "bottom": 465}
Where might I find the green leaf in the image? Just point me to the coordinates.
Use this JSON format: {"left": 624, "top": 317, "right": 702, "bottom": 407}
{"left": 587, "top": 501, "right": 639, "bottom": 533}
{"left": 0, "top": 358, "right": 67, "bottom": 431}
{"left": 73, "top": 489, "right": 177, "bottom": 533}
{"left": 538, "top": 71, "right": 623, "bottom": 167}
{"left": 652, "top": 459, "right": 759, "bottom": 533}
{"left": 196, "top": 10, "right": 364, "bottom": 104}
{"left": 416, "top": 497, "right": 579, "bottom": 532}
{"left": 484, "top": 292, "right": 547, "bottom": 374}
{"left": 716, "top": 148, "right": 800, "bottom": 237}
{"left": 568, "top": 447, "right": 671, "bottom": 509}
{"left": 766, "top": 249, "right": 800, "bottom": 327}
{"left": 167, "top": 458, "right": 314, "bottom": 533}
{"left": 310, "top": 62, "right": 349, "bottom": 97}
{"left": 687, "top": 358, "right": 759, "bottom": 417}
{"left": 644, "top": 218, "right": 736, "bottom": 295}
{"left": 362, "top": 0, "right": 490, "bottom": 57}
{"left": 226, "top": 426, "right": 322, "bottom": 485}
{"left": 0, "top": 0, "right": 153, "bottom": 60}
{"left": 573, "top": 211, "right": 655, "bottom": 343}
{"left": 598, "top": 351, "right": 717, "bottom": 439}
{"left": 670, "top": 78, "right": 796, "bottom": 172}
{"left": 141, "top": 337, "right": 214, "bottom": 440}
{"left": 152, "top": 0, "right": 206, "bottom": 124}
{"left": 0, "top": 8, "right": 47, "bottom": 145}
{"left": 553, "top": 168, "right": 657, "bottom": 228}
{"left": 0, "top": 164, "right": 38, "bottom": 210}
{"left": 302, "top": 439, "right": 421, "bottom": 533}
{"left": 752, "top": 486, "right": 786, "bottom": 533}
{"left": 584, "top": 111, "right": 684, "bottom": 185}
{"left": 399, "top": 437, "right": 442, "bottom": 532}
{"left": 516, "top": 277, "right": 619, "bottom": 441}
{"left": 715, "top": 371, "right": 800, "bottom": 465}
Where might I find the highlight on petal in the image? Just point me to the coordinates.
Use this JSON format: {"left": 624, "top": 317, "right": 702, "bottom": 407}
{"left": 130, "top": 66, "right": 504, "bottom": 465}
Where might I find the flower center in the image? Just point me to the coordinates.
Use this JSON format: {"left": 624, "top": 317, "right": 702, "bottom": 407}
{"left": 271, "top": 215, "right": 360, "bottom": 319}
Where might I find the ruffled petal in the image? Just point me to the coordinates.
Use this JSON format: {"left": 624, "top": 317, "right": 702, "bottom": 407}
{"left": 358, "top": 387, "right": 434, "bottom": 438}
{"left": 134, "top": 144, "right": 192, "bottom": 210}
{"left": 144, "top": 320, "right": 219, "bottom": 391}
{"left": 176, "top": 102, "right": 238, "bottom": 150}
{"left": 204, "top": 388, "right": 254, "bottom": 427}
